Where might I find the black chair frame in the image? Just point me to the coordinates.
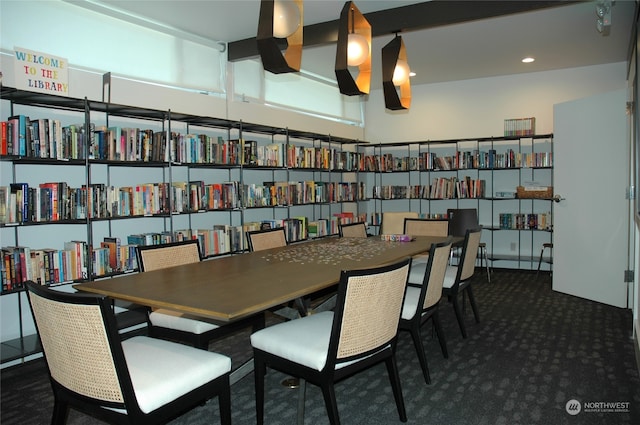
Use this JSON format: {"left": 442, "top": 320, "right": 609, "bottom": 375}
{"left": 398, "top": 239, "right": 452, "bottom": 385}
{"left": 26, "top": 281, "right": 231, "bottom": 425}
{"left": 443, "top": 228, "right": 482, "bottom": 338}
{"left": 253, "top": 259, "right": 411, "bottom": 425}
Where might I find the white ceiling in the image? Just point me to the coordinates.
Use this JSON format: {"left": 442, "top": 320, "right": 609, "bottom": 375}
{"left": 73, "top": 0, "right": 635, "bottom": 89}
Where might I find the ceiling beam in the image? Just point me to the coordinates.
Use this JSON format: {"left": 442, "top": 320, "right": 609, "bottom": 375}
{"left": 228, "top": 0, "right": 579, "bottom": 62}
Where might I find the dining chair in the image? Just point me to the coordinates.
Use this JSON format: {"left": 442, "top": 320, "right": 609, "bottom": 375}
{"left": 380, "top": 211, "right": 418, "bottom": 234}
{"left": 26, "top": 281, "right": 232, "bottom": 425}
{"left": 447, "top": 208, "right": 491, "bottom": 282}
{"left": 333, "top": 221, "right": 369, "bottom": 318}
{"left": 247, "top": 226, "right": 303, "bottom": 320}
{"left": 338, "top": 221, "right": 368, "bottom": 238}
{"left": 400, "top": 238, "right": 452, "bottom": 385}
{"left": 403, "top": 217, "right": 449, "bottom": 264}
{"left": 246, "top": 226, "right": 288, "bottom": 251}
{"left": 403, "top": 218, "right": 449, "bottom": 237}
{"left": 137, "top": 239, "right": 264, "bottom": 349}
{"left": 443, "top": 227, "right": 482, "bottom": 338}
{"left": 250, "top": 258, "right": 411, "bottom": 425}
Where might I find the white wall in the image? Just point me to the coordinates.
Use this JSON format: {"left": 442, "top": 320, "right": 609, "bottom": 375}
{"left": 364, "top": 62, "right": 628, "bottom": 142}
{"left": 0, "top": 50, "right": 364, "bottom": 142}
{"left": 0, "top": 0, "right": 226, "bottom": 94}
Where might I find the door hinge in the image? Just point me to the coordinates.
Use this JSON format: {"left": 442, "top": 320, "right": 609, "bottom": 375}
{"left": 624, "top": 270, "right": 634, "bottom": 283}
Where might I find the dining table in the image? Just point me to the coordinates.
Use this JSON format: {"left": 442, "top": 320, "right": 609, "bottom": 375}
{"left": 74, "top": 235, "right": 455, "bottom": 383}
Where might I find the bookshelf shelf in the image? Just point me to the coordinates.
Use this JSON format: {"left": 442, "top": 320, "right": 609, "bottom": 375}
{"left": 359, "top": 134, "right": 554, "bottom": 270}
{"left": 0, "top": 334, "right": 41, "bottom": 364}
{"left": 0, "top": 87, "right": 366, "bottom": 364}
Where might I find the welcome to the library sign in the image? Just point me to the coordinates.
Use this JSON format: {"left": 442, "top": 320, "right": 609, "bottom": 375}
{"left": 14, "top": 47, "right": 69, "bottom": 96}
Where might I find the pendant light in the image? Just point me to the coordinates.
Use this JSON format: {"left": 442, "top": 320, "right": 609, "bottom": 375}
{"left": 382, "top": 34, "right": 411, "bottom": 110}
{"left": 335, "top": 1, "right": 371, "bottom": 96}
{"left": 257, "top": 0, "right": 303, "bottom": 74}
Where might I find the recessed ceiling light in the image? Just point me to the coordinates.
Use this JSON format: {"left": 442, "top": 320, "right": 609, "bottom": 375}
{"left": 522, "top": 57, "right": 535, "bottom": 63}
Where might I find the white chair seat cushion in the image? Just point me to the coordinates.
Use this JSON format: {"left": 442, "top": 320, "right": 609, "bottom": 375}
{"left": 442, "top": 266, "right": 458, "bottom": 289}
{"left": 122, "top": 336, "right": 231, "bottom": 414}
{"left": 251, "top": 311, "right": 334, "bottom": 371}
{"left": 150, "top": 309, "right": 220, "bottom": 334}
{"left": 401, "top": 286, "right": 421, "bottom": 320}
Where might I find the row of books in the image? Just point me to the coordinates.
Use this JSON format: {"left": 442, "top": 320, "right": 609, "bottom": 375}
{"left": 98, "top": 130, "right": 276, "bottom": 165}
{"left": 173, "top": 181, "right": 240, "bottom": 212}
{"left": 498, "top": 213, "right": 551, "bottom": 230}
{"left": 96, "top": 127, "right": 162, "bottom": 162}
{"left": 1, "top": 115, "right": 88, "bottom": 159}
{"left": 359, "top": 149, "right": 552, "bottom": 172}
{"left": 422, "top": 149, "right": 552, "bottom": 170}
{"left": 372, "top": 177, "right": 486, "bottom": 200}
{"left": 0, "top": 182, "right": 174, "bottom": 223}
{"left": 429, "top": 177, "right": 486, "bottom": 199}
{"left": 171, "top": 134, "right": 238, "bottom": 165}
{"left": 114, "top": 135, "right": 359, "bottom": 170}
{"left": 251, "top": 181, "right": 366, "bottom": 207}
{"left": 2, "top": 242, "right": 91, "bottom": 292}
{"left": 504, "top": 117, "right": 536, "bottom": 137}
{"left": 0, "top": 115, "right": 361, "bottom": 170}
{"left": 285, "top": 144, "right": 361, "bottom": 171}
{"left": 1, "top": 115, "right": 549, "bottom": 171}
{"left": 0, "top": 115, "right": 240, "bottom": 164}
{"left": 308, "top": 212, "right": 368, "bottom": 238}
{"left": 0, "top": 180, "right": 366, "bottom": 224}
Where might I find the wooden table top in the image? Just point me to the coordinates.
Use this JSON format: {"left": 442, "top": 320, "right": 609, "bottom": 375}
{"left": 74, "top": 236, "right": 454, "bottom": 323}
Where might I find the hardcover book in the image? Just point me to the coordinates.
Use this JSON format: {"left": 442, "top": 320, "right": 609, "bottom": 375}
{"left": 9, "top": 183, "right": 28, "bottom": 223}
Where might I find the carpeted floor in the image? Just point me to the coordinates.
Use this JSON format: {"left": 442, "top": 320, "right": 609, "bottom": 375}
{"left": 2, "top": 270, "right": 639, "bottom": 425}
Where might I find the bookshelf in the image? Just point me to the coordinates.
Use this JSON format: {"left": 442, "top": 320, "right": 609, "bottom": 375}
{"left": 358, "top": 135, "right": 554, "bottom": 269}
{"left": 0, "top": 87, "right": 365, "bottom": 364}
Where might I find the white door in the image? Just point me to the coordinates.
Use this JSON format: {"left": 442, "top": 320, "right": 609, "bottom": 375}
{"left": 553, "top": 89, "right": 629, "bottom": 307}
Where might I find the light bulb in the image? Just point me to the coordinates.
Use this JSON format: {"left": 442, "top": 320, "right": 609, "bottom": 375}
{"left": 273, "top": 0, "right": 301, "bottom": 39}
{"left": 347, "top": 33, "right": 369, "bottom": 67}
{"left": 392, "top": 59, "right": 410, "bottom": 86}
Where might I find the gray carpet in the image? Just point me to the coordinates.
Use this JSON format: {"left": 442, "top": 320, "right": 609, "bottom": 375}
{"left": 2, "top": 270, "right": 639, "bottom": 424}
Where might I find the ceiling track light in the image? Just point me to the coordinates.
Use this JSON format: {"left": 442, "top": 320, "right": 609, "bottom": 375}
{"left": 382, "top": 34, "right": 411, "bottom": 111}
{"left": 335, "top": 1, "right": 371, "bottom": 96}
{"left": 257, "top": 0, "right": 303, "bottom": 74}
